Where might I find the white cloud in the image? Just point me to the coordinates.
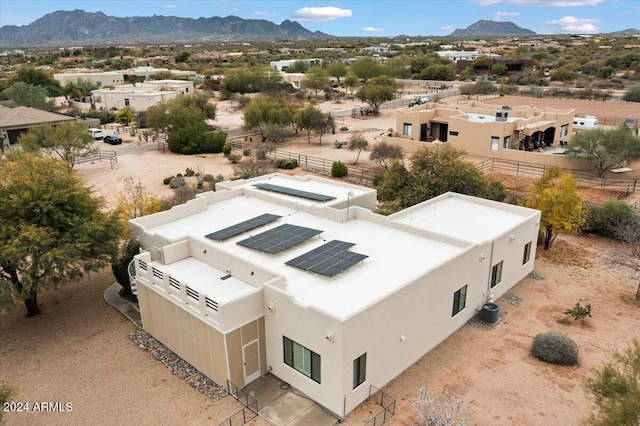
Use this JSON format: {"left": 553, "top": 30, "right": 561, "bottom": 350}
{"left": 471, "top": 0, "right": 608, "bottom": 6}
{"left": 440, "top": 25, "right": 456, "bottom": 32}
{"left": 546, "top": 15, "right": 599, "bottom": 33}
{"left": 494, "top": 11, "right": 520, "bottom": 20}
{"left": 161, "top": 4, "right": 176, "bottom": 8}
{"left": 291, "top": 7, "right": 352, "bottom": 22}
{"left": 254, "top": 11, "right": 277, "bottom": 17}
{"left": 362, "top": 26, "right": 383, "bottom": 33}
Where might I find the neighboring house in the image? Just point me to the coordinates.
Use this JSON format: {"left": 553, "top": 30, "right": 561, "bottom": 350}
{"left": 436, "top": 50, "right": 501, "bottom": 62}
{"left": 390, "top": 101, "right": 586, "bottom": 169}
{"left": 129, "top": 173, "right": 540, "bottom": 418}
{"left": 54, "top": 70, "right": 125, "bottom": 87}
{"left": 124, "top": 66, "right": 197, "bottom": 81}
{"left": 270, "top": 58, "right": 322, "bottom": 72}
{"left": 91, "top": 80, "right": 193, "bottom": 112}
{"left": 0, "top": 106, "right": 78, "bottom": 146}
{"left": 455, "top": 57, "right": 535, "bottom": 73}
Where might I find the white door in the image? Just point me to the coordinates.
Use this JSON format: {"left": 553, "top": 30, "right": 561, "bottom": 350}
{"left": 242, "top": 339, "right": 261, "bottom": 384}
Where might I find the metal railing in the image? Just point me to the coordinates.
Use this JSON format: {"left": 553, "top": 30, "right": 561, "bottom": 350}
{"left": 217, "top": 407, "right": 258, "bottom": 426}
{"left": 363, "top": 385, "right": 396, "bottom": 426}
{"left": 226, "top": 380, "right": 258, "bottom": 414}
{"left": 74, "top": 150, "right": 118, "bottom": 169}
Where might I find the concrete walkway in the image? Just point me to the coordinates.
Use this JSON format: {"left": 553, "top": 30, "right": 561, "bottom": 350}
{"left": 242, "top": 374, "right": 338, "bottom": 426}
{"left": 104, "top": 283, "right": 142, "bottom": 327}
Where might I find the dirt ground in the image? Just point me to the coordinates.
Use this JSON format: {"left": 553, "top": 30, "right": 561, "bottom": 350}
{"left": 2, "top": 95, "right": 640, "bottom": 426}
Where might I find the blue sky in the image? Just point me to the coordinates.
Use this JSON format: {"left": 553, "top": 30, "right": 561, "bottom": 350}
{"left": 1, "top": 0, "right": 639, "bottom": 36}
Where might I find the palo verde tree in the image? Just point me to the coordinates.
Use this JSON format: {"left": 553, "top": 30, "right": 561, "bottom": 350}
{"left": 347, "top": 133, "right": 369, "bottom": 165}
{"left": 369, "top": 141, "right": 405, "bottom": 170}
{"left": 328, "top": 61, "right": 347, "bottom": 84}
{"left": 294, "top": 104, "right": 322, "bottom": 143}
{"left": 303, "top": 66, "right": 331, "bottom": 97}
{"left": 3, "top": 82, "right": 55, "bottom": 111}
{"left": 18, "top": 122, "right": 96, "bottom": 171}
{"left": 8, "top": 65, "right": 62, "bottom": 96}
{"left": 565, "top": 125, "right": 640, "bottom": 177}
{"left": 584, "top": 339, "right": 640, "bottom": 426}
{"left": 350, "top": 57, "right": 383, "bottom": 82}
{"left": 356, "top": 75, "right": 396, "bottom": 116}
{"left": 522, "top": 168, "right": 586, "bottom": 250}
{"left": 0, "top": 153, "right": 120, "bottom": 316}
{"left": 242, "top": 96, "right": 297, "bottom": 143}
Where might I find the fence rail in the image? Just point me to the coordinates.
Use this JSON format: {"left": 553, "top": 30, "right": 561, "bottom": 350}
{"left": 217, "top": 407, "right": 258, "bottom": 426}
{"left": 363, "top": 385, "right": 396, "bottom": 426}
{"left": 476, "top": 157, "right": 637, "bottom": 194}
{"left": 226, "top": 380, "right": 258, "bottom": 414}
{"left": 74, "top": 150, "right": 117, "bottom": 169}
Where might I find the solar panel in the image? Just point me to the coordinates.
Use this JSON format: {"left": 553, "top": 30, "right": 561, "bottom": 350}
{"left": 205, "top": 213, "right": 281, "bottom": 241}
{"left": 286, "top": 240, "right": 368, "bottom": 277}
{"left": 237, "top": 224, "right": 322, "bottom": 254}
{"left": 253, "top": 183, "right": 336, "bottom": 202}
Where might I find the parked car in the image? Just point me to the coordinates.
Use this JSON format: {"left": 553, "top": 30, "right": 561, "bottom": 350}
{"left": 88, "top": 128, "right": 104, "bottom": 140}
{"left": 103, "top": 134, "right": 123, "bottom": 145}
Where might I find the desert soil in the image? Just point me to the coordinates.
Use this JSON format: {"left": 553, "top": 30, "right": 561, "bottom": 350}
{"left": 2, "top": 95, "right": 640, "bottom": 426}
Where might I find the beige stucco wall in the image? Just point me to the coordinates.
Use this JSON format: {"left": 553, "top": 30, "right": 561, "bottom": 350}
{"left": 54, "top": 72, "right": 124, "bottom": 87}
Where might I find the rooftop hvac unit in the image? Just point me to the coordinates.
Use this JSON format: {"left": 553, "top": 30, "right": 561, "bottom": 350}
{"left": 502, "top": 105, "right": 512, "bottom": 110}
{"left": 496, "top": 111, "right": 508, "bottom": 122}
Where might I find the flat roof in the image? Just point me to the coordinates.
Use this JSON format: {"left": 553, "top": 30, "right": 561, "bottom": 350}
{"left": 146, "top": 195, "right": 465, "bottom": 320}
{"left": 391, "top": 196, "right": 532, "bottom": 243}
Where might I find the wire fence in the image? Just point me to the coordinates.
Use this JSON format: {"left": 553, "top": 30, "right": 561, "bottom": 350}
{"left": 363, "top": 385, "right": 396, "bottom": 426}
{"left": 74, "top": 150, "right": 118, "bottom": 169}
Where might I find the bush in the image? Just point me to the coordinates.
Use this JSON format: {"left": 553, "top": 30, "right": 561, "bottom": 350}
{"left": 331, "top": 160, "right": 348, "bottom": 178}
{"left": 275, "top": 158, "right": 298, "bottom": 169}
{"left": 163, "top": 176, "right": 174, "bottom": 185}
{"left": 334, "top": 140, "right": 347, "bottom": 148}
{"left": 256, "top": 144, "right": 275, "bottom": 160}
{"left": 227, "top": 153, "right": 242, "bottom": 163}
{"left": 372, "top": 174, "right": 384, "bottom": 186}
{"left": 185, "top": 167, "right": 195, "bottom": 177}
{"left": 588, "top": 200, "right": 636, "bottom": 238}
{"left": 222, "top": 145, "right": 232, "bottom": 156}
{"left": 531, "top": 332, "right": 579, "bottom": 366}
{"left": 111, "top": 239, "right": 141, "bottom": 297}
{"left": 203, "top": 174, "right": 215, "bottom": 182}
{"left": 564, "top": 302, "right": 592, "bottom": 321}
{"left": 169, "top": 176, "right": 185, "bottom": 188}
{"left": 340, "top": 126, "right": 349, "bottom": 132}
{"left": 200, "top": 130, "right": 227, "bottom": 154}
{"left": 243, "top": 148, "right": 252, "bottom": 156}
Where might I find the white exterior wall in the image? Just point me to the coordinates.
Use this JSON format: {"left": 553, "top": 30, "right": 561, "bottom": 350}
{"left": 54, "top": 72, "right": 124, "bottom": 87}
{"left": 93, "top": 90, "right": 176, "bottom": 111}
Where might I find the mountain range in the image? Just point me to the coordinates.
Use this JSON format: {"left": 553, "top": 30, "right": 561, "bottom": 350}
{"left": 0, "top": 10, "right": 329, "bottom": 47}
{"left": 451, "top": 20, "right": 536, "bottom": 37}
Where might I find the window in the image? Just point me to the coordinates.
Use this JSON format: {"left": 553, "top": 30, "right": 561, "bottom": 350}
{"left": 491, "top": 261, "right": 503, "bottom": 288}
{"left": 490, "top": 136, "right": 499, "bottom": 151}
{"left": 449, "top": 131, "right": 459, "bottom": 136}
{"left": 353, "top": 353, "right": 367, "bottom": 389}
{"left": 503, "top": 136, "right": 511, "bottom": 149}
{"left": 560, "top": 124, "right": 568, "bottom": 137}
{"left": 523, "top": 242, "right": 532, "bottom": 265}
{"left": 124, "top": 98, "right": 130, "bottom": 107}
{"left": 403, "top": 123, "right": 412, "bottom": 136}
{"left": 283, "top": 337, "right": 321, "bottom": 383}
{"left": 452, "top": 285, "right": 467, "bottom": 317}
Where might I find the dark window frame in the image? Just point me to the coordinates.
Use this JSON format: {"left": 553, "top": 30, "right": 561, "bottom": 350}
{"left": 452, "top": 285, "right": 467, "bottom": 317}
{"left": 283, "top": 336, "right": 321, "bottom": 384}
{"left": 491, "top": 261, "right": 503, "bottom": 288}
{"left": 353, "top": 353, "right": 367, "bottom": 389}
{"left": 523, "top": 242, "right": 532, "bottom": 265}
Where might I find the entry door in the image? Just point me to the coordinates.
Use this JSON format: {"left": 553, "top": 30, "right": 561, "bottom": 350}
{"left": 420, "top": 124, "right": 428, "bottom": 141}
{"left": 242, "top": 339, "right": 261, "bottom": 384}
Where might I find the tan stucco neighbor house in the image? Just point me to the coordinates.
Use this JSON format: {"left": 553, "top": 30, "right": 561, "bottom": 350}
{"left": 390, "top": 101, "right": 587, "bottom": 169}
{"left": 129, "top": 173, "right": 540, "bottom": 417}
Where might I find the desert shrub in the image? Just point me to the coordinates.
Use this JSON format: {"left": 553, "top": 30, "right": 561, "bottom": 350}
{"left": 531, "top": 332, "right": 578, "bottom": 366}
{"left": 331, "top": 160, "right": 348, "bottom": 178}
{"left": 564, "top": 302, "right": 592, "bottom": 321}
{"left": 372, "top": 173, "right": 384, "bottom": 186}
{"left": 587, "top": 200, "right": 636, "bottom": 238}
{"left": 185, "top": 167, "right": 195, "bottom": 177}
{"left": 255, "top": 144, "right": 274, "bottom": 160}
{"left": 275, "top": 158, "right": 298, "bottom": 169}
{"left": 227, "top": 153, "right": 242, "bottom": 163}
{"left": 222, "top": 145, "right": 232, "bottom": 156}
{"left": 203, "top": 174, "right": 215, "bottom": 182}
{"left": 200, "top": 130, "right": 227, "bottom": 153}
{"left": 334, "top": 140, "right": 347, "bottom": 148}
{"left": 340, "top": 126, "right": 349, "bottom": 131}
{"left": 169, "top": 176, "right": 185, "bottom": 188}
{"left": 243, "top": 148, "right": 252, "bottom": 156}
{"left": 163, "top": 176, "right": 174, "bottom": 185}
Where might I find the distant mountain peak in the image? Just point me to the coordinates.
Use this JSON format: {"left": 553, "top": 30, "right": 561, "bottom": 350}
{"left": 0, "top": 10, "right": 331, "bottom": 47}
{"left": 451, "top": 20, "right": 536, "bottom": 37}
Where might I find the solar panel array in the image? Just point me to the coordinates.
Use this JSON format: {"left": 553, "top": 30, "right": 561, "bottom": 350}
{"left": 253, "top": 183, "right": 336, "bottom": 202}
{"left": 205, "top": 213, "right": 281, "bottom": 241}
{"left": 237, "top": 224, "right": 322, "bottom": 254}
{"left": 286, "top": 240, "right": 368, "bottom": 277}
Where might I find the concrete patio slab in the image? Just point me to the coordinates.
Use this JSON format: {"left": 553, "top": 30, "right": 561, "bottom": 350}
{"left": 259, "top": 391, "right": 315, "bottom": 425}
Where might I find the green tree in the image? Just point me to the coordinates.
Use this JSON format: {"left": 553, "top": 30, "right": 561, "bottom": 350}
{"left": 328, "top": 61, "right": 347, "bottom": 84}
{"left": 420, "top": 64, "right": 456, "bottom": 81}
{"left": 585, "top": 340, "right": 640, "bottom": 426}
{"left": 294, "top": 104, "right": 322, "bottom": 143}
{"left": 18, "top": 122, "right": 96, "bottom": 171}
{"left": 565, "top": 125, "right": 640, "bottom": 177}
{"left": 116, "top": 176, "right": 162, "bottom": 235}
{"left": 356, "top": 75, "right": 396, "bottom": 115}
{"left": 522, "top": 168, "right": 586, "bottom": 250}
{"left": 550, "top": 67, "right": 573, "bottom": 82}
{"left": 286, "top": 60, "right": 309, "bottom": 73}
{"left": 344, "top": 74, "right": 360, "bottom": 94}
{"left": 303, "top": 66, "right": 331, "bottom": 97}
{"left": 3, "top": 82, "right": 55, "bottom": 111}
{"left": 350, "top": 57, "right": 383, "bottom": 82}
{"left": 384, "top": 55, "right": 412, "bottom": 79}
{"left": 9, "top": 66, "right": 62, "bottom": 96}
{"left": 347, "top": 133, "right": 369, "bottom": 165}
{"left": 62, "top": 78, "right": 97, "bottom": 101}
{"left": 242, "top": 96, "right": 296, "bottom": 143}
{"left": 376, "top": 146, "right": 506, "bottom": 214}
{"left": 622, "top": 84, "right": 640, "bottom": 103}
{"left": 175, "top": 51, "right": 191, "bottom": 63}
{"left": 369, "top": 141, "right": 405, "bottom": 170}
{"left": 310, "top": 112, "right": 334, "bottom": 144}
{"left": 115, "top": 107, "right": 134, "bottom": 125}
{"left": 491, "top": 63, "right": 507, "bottom": 76}
{"left": 0, "top": 153, "right": 119, "bottom": 316}
{"left": 222, "top": 66, "right": 283, "bottom": 94}
{"left": 111, "top": 239, "right": 141, "bottom": 297}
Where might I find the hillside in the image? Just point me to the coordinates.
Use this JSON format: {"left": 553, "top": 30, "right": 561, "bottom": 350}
{"left": 451, "top": 20, "right": 536, "bottom": 37}
{"left": 0, "top": 9, "right": 330, "bottom": 47}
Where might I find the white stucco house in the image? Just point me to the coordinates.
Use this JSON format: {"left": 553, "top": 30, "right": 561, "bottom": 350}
{"left": 129, "top": 174, "right": 540, "bottom": 417}
{"left": 91, "top": 80, "right": 193, "bottom": 112}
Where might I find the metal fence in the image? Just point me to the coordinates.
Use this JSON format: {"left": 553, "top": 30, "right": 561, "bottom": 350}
{"left": 74, "top": 150, "right": 118, "bottom": 169}
{"left": 217, "top": 407, "right": 258, "bottom": 426}
{"left": 476, "top": 157, "right": 637, "bottom": 196}
{"left": 226, "top": 380, "right": 258, "bottom": 414}
{"left": 363, "top": 385, "right": 396, "bottom": 426}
